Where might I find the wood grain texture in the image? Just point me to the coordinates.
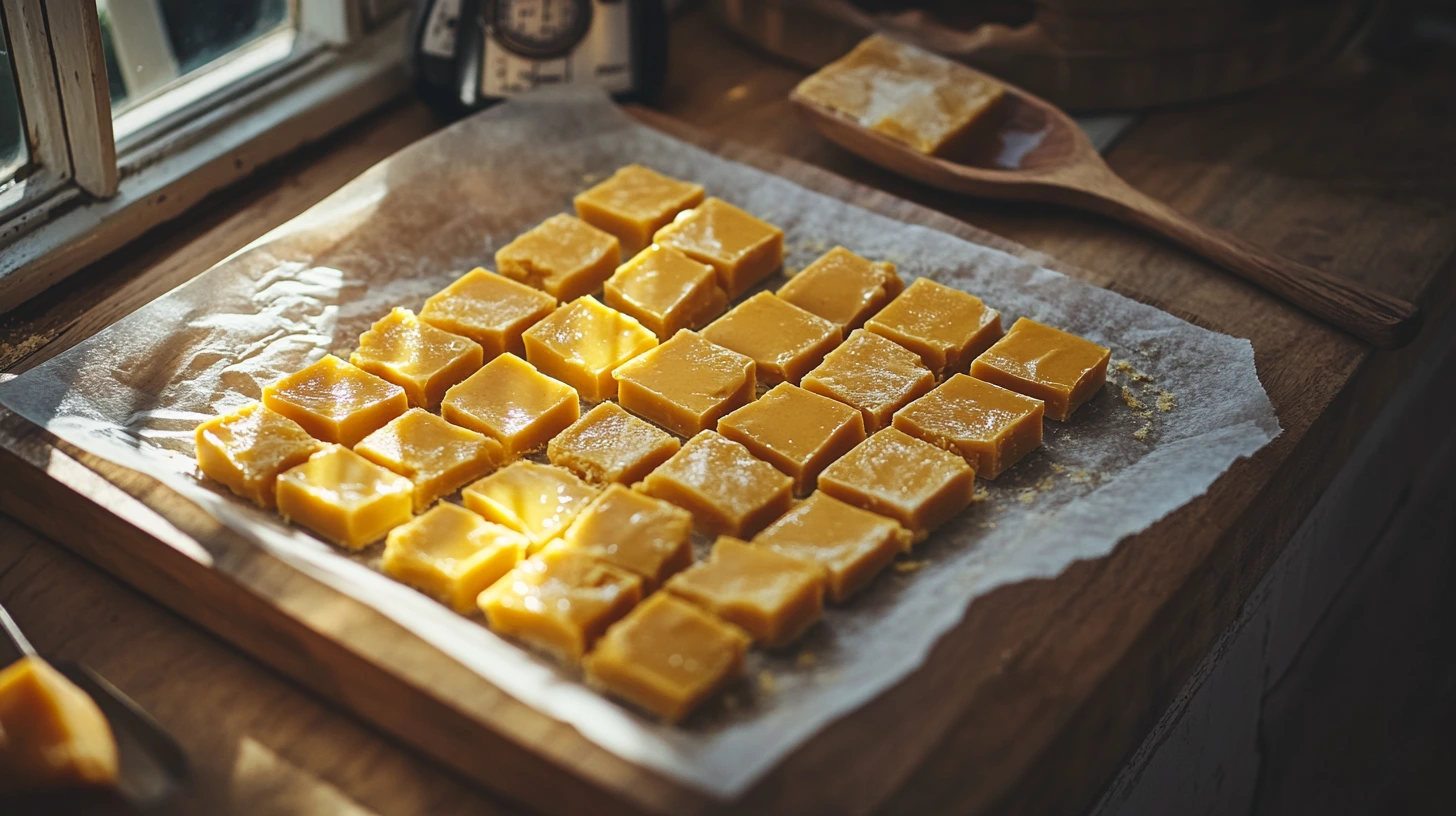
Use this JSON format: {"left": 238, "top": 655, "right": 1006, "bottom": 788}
{"left": 45, "top": 2, "right": 118, "bottom": 197}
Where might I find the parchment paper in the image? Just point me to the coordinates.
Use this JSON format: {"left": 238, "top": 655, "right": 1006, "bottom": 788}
{"left": 0, "top": 91, "right": 1280, "bottom": 798}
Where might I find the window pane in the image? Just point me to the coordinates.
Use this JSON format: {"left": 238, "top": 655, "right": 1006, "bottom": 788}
{"left": 1, "top": 10, "right": 30, "bottom": 181}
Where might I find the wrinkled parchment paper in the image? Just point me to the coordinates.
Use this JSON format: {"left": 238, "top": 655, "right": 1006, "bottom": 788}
{"left": 0, "top": 91, "right": 1280, "bottom": 798}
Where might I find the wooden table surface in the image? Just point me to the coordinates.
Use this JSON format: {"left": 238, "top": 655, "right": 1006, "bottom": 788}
{"left": 2, "top": 8, "right": 1454, "bottom": 815}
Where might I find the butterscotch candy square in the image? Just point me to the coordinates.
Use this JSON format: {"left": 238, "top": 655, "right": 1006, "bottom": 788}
{"left": 276, "top": 445, "right": 413, "bottom": 549}
{"left": 355, "top": 409, "right": 503, "bottom": 512}
{"left": 263, "top": 355, "right": 408, "bottom": 447}
{"left": 441, "top": 354, "right": 578, "bottom": 459}
{"left": 522, "top": 296, "right": 658, "bottom": 402}
{"left": 893, "top": 373, "right": 1043, "bottom": 479}
{"left": 496, "top": 214, "right": 621, "bottom": 302}
{"left": 479, "top": 542, "right": 643, "bottom": 664}
{"left": 717, "top": 383, "right": 865, "bottom": 495}
{"left": 195, "top": 402, "right": 323, "bottom": 508}
{"left": 604, "top": 245, "right": 727, "bottom": 340}
{"left": 547, "top": 401, "right": 679, "bottom": 486}
{"left": 382, "top": 503, "right": 527, "bottom": 614}
{"left": 584, "top": 592, "right": 749, "bottom": 723}
{"left": 462, "top": 461, "right": 597, "bottom": 552}
{"left": 818, "top": 428, "right": 976, "bottom": 538}
{"left": 420, "top": 268, "right": 556, "bottom": 359}
{"left": 612, "top": 330, "right": 755, "bottom": 438}
{"left": 971, "top": 318, "right": 1110, "bottom": 421}
{"left": 653, "top": 198, "right": 783, "bottom": 299}
{"left": 665, "top": 536, "right": 824, "bottom": 648}
{"left": 558, "top": 484, "right": 693, "bottom": 590}
{"left": 865, "top": 278, "right": 1003, "bottom": 378}
{"left": 350, "top": 308, "right": 483, "bottom": 409}
{"left": 801, "top": 329, "right": 934, "bottom": 432}
{"left": 777, "top": 246, "right": 904, "bottom": 332}
{"left": 641, "top": 431, "right": 793, "bottom": 538}
{"left": 753, "top": 491, "right": 911, "bottom": 602}
{"left": 574, "top": 165, "right": 706, "bottom": 256}
{"left": 702, "top": 292, "right": 842, "bottom": 385}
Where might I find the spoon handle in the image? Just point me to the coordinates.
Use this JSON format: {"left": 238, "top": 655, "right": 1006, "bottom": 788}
{"left": 0, "top": 602, "right": 39, "bottom": 657}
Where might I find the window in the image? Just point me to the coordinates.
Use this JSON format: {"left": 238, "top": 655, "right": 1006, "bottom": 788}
{"left": 1, "top": 12, "right": 26, "bottom": 181}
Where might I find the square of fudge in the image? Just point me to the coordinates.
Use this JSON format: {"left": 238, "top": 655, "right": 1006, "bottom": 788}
{"left": 611, "top": 330, "right": 755, "bottom": 438}
{"left": 522, "top": 295, "right": 658, "bottom": 402}
{"left": 574, "top": 164, "right": 705, "bottom": 256}
{"left": 665, "top": 536, "right": 824, "bottom": 648}
{"left": 263, "top": 354, "right": 408, "bottom": 447}
{"left": 970, "top": 317, "right": 1110, "bottom": 421}
{"left": 777, "top": 246, "right": 904, "bottom": 332}
{"left": 350, "top": 307, "right": 483, "bottom": 409}
{"left": 605, "top": 245, "right": 727, "bottom": 340}
{"left": 865, "top": 278, "right": 1003, "bottom": 378}
{"left": 584, "top": 592, "right": 748, "bottom": 723}
{"left": 479, "top": 543, "right": 643, "bottom": 664}
{"left": 496, "top": 214, "right": 621, "bottom": 302}
{"left": 441, "top": 353, "right": 579, "bottom": 458}
{"left": 702, "top": 292, "right": 842, "bottom": 385}
{"left": 276, "top": 445, "right": 413, "bottom": 549}
{"left": 195, "top": 402, "right": 323, "bottom": 508}
{"left": 382, "top": 503, "right": 527, "bottom": 613}
{"left": 653, "top": 198, "right": 783, "bottom": 299}
{"left": 818, "top": 428, "right": 976, "bottom": 539}
{"left": 547, "top": 401, "right": 679, "bottom": 485}
{"left": 641, "top": 431, "right": 793, "bottom": 538}
{"left": 801, "top": 329, "right": 934, "bottom": 432}
{"left": 557, "top": 484, "right": 693, "bottom": 590}
{"left": 355, "top": 408, "right": 503, "bottom": 512}
{"left": 753, "top": 491, "right": 910, "bottom": 602}
{"left": 462, "top": 461, "right": 597, "bottom": 552}
{"left": 419, "top": 268, "right": 556, "bottom": 359}
{"left": 717, "top": 383, "right": 865, "bottom": 495}
{"left": 893, "top": 373, "right": 1043, "bottom": 479}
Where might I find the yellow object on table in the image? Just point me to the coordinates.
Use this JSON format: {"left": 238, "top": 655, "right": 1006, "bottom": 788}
{"left": 194, "top": 401, "right": 323, "bottom": 508}
{"left": 865, "top": 278, "right": 1003, "bottom": 378}
{"left": 893, "top": 373, "right": 1043, "bottom": 479}
{"left": 776, "top": 246, "right": 903, "bottom": 332}
{"left": 557, "top": 484, "right": 694, "bottom": 591}
{"left": 653, "top": 198, "right": 783, "bottom": 299}
{"left": 262, "top": 354, "right": 408, "bottom": 447}
{"left": 419, "top": 268, "right": 556, "bottom": 359}
{"left": 350, "top": 308, "right": 483, "bottom": 409}
{"left": 547, "top": 401, "right": 679, "bottom": 486}
{"left": 573, "top": 164, "right": 706, "bottom": 256}
{"left": 479, "top": 543, "right": 643, "bottom": 664}
{"left": 753, "top": 491, "right": 911, "bottom": 602}
{"left": 717, "top": 382, "right": 865, "bottom": 496}
{"left": 604, "top": 244, "right": 727, "bottom": 340}
{"left": 382, "top": 503, "right": 527, "bottom": 614}
{"left": 354, "top": 409, "right": 502, "bottom": 512}
{"left": 276, "top": 445, "right": 414, "bottom": 549}
{"left": 665, "top": 536, "right": 824, "bottom": 649}
{"left": 441, "top": 353, "right": 579, "bottom": 459}
{"left": 641, "top": 431, "right": 793, "bottom": 538}
{"left": 971, "top": 318, "right": 1111, "bottom": 421}
{"left": 583, "top": 592, "right": 748, "bottom": 723}
{"left": 611, "top": 330, "right": 756, "bottom": 438}
{"left": 801, "top": 328, "right": 935, "bottom": 432}
{"left": 702, "top": 292, "right": 842, "bottom": 385}
{"left": 522, "top": 295, "right": 658, "bottom": 402}
{"left": 0, "top": 656, "right": 118, "bottom": 794}
{"left": 496, "top": 214, "right": 621, "bottom": 303}
{"left": 818, "top": 428, "right": 976, "bottom": 539}
{"left": 462, "top": 462, "right": 597, "bottom": 552}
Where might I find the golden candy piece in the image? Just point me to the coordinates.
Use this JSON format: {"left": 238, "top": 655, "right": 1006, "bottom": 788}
{"left": 479, "top": 543, "right": 643, "bottom": 664}
{"left": 776, "top": 246, "right": 903, "bottom": 332}
{"left": 970, "top": 318, "right": 1110, "bottom": 421}
{"left": 653, "top": 198, "right": 783, "bottom": 299}
{"left": 462, "top": 462, "right": 597, "bottom": 552}
{"left": 702, "top": 292, "right": 842, "bottom": 385}
{"left": 351, "top": 307, "right": 483, "bottom": 409}
{"left": 753, "top": 491, "right": 910, "bottom": 602}
{"left": 801, "top": 329, "right": 934, "bottom": 432}
{"left": 382, "top": 503, "right": 527, "bottom": 614}
{"left": 605, "top": 244, "right": 727, "bottom": 340}
{"left": 612, "top": 330, "right": 755, "bottom": 438}
{"left": 574, "top": 164, "right": 706, "bottom": 256}
{"left": 355, "top": 409, "right": 502, "bottom": 512}
{"left": 665, "top": 536, "right": 824, "bottom": 649}
{"left": 420, "top": 268, "right": 556, "bottom": 359}
{"left": 194, "top": 401, "right": 323, "bottom": 508}
{"left": 276, "top": 445, "right": 414, "bottom": 549}
{"left": 441, "top": 353, "right": 579, "bottom": 459}
{"left": 819, "top": 428, "right": 975, "bottom": 538}
{"left": 865, "top": 278, "right": 1003, "bottom": 378}
{"left": 584, "top": 592, "right": 748, "bottom": 723}
{"left": 547, "top": 401, "right": 679, "bottom": 486}
{"left": 717, "top": 383, "right": 865, "bottom": 496}
{"left": 496, "top": 214, "right": 621, "bottom": 302}
{"left": 522, "top": 295, "right": 658, "bottom": 402}
{"left": 0, "top": 656, "right": 119, "bottom": 793}
{"left": 893, "top": 373, "right": 1043, "bottom": 479}
{"left": 262, "top": 354, "right": 408, "bottom": 447}
{"left": 641, "top": 431, "right": 793, "bottom": 538}
{"left": 557, "top": 484, "right": 693, "bottom": 591}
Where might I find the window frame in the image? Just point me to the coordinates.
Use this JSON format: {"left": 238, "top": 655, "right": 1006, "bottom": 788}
{"left": 0, "top": 0, "right": 76, "bottom": 235}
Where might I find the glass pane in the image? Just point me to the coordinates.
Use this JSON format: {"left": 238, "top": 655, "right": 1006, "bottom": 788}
{"left": 1, "top": 10, "right": 31, "bottom": 181}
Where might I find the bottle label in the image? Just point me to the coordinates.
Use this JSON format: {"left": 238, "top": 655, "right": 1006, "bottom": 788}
{"left": 421, "top": 0, "right": 463, "bottom": 59}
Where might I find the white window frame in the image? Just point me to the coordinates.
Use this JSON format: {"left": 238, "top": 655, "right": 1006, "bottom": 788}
{"left": 0, "top": 0, "right": 413, "bottom": 313}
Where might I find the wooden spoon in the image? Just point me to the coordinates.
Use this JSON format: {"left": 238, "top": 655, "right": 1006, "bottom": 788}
{"left": 790, "top": 73, "right": 1422, "bottom": 350}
